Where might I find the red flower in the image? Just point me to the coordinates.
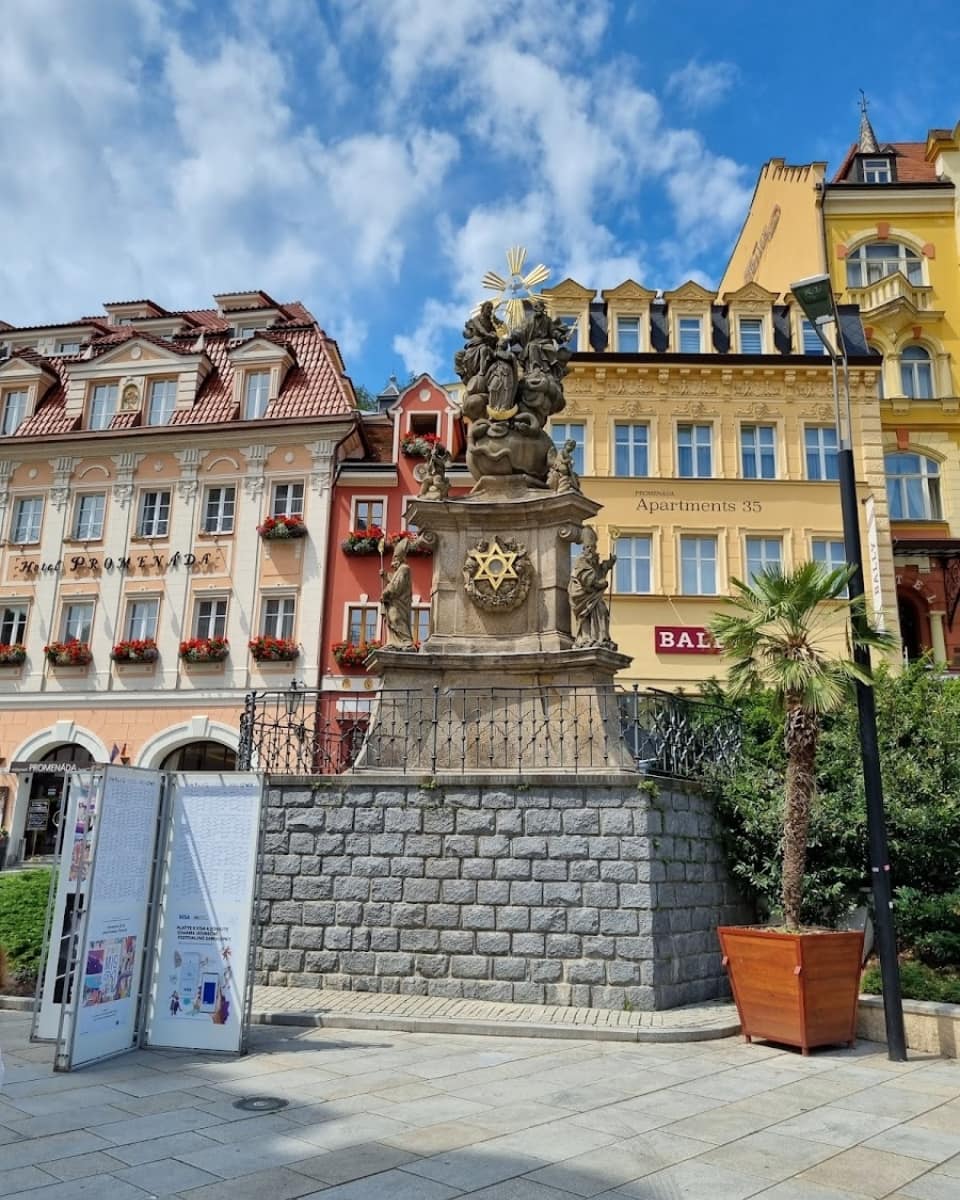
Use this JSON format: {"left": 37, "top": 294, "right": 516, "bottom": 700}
{"left": 179, "top": 637, "right": 230, "bottom": 663}
{"left": 331, "top": 640, "right": 382, "bottom": 668}
{"left": 249, "top": 635, "right": 300, "bottom": 662}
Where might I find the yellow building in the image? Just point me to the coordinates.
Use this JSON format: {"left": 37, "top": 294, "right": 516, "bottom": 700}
{"left": 723, "top": 109, "right": 960, "bottom": 666}
{"left": 539, "top": 277, "right": 888, "bottom": 689}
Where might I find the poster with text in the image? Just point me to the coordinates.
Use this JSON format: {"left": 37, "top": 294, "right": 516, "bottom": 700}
{"left": 145, "top": 774, "right": 262, "bottom": 1052}
{"left": 68, "top": 767, "right": 162, "bottom": 1067}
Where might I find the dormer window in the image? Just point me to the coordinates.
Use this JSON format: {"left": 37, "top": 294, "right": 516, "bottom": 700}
{"left": 558, "top": 315, "right": 579, "bottom": 352}
{"left": 801, "top": 319, "right": 828, "bottom": 356}
{"left": 616, "top": 316, "right": 642, "bottom": 352}
{"left": 862, "top": 157, "right": 891, "bottom": 183}
{"left": 738, "top": 318, "right": 764, "bottom": 354}
{"left": 1, "top": 389, "right": 27, "bottom": 436}
{"left": 678, "top": 317, "right": 702, "bottom": 353}
{"left": 147, "top": 379, "right": 176, "bottom": 426}
{"left": 245, "top": 371, "right": 270, "bottom": 420}
{"left": 56, "top": 341, "right": 81, "bottom": 355}
{"left": 89, "top": 382, "right": 118, "bottom": 430}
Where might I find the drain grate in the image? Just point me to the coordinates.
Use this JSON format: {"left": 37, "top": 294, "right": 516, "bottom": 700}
{"left": 233, "top": 1096, "right": 289, "bottom": 1113}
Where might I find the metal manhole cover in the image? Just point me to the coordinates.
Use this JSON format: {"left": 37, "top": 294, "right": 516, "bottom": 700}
{"left": 233, "top": 1096, "right": 289, "bottom": 1113}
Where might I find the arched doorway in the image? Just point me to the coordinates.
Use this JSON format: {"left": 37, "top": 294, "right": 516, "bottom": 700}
{"left": 26, "top": 744, "right": 95, "bottom": 860}
{"left": 897, "top": 594, "right": 928, "bottom": 662}
{"left": 159, "top": 741, "right": 237, "bottom": 772}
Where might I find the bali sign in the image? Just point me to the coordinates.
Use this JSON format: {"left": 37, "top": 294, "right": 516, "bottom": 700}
{"left": 654, "top": 626, "right": 719, "bottom": 654}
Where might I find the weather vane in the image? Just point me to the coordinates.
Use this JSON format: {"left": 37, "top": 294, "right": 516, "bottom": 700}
{"left": 478, "top": 246, "right": 550, "bottom": 330}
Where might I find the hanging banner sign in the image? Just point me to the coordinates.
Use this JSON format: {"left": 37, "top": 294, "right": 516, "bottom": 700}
{"left": 654, "top": 626, "right": 719, "bottom": 654}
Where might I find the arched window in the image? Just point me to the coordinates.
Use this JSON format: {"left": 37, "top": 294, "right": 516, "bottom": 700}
{"left": 159, "top": 741, "right": 237, "bottom": 772}
{"left": 900, "top": 345, "right": 935, "bottom": 399}
{"left": 885, "top": 452, "right": 942, "bottom": 520}
{"left": 846, "top": 242, "right": 923, "bottom": 288}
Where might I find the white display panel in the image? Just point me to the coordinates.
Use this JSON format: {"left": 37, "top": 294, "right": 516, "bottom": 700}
{"left": 144, "top": 774, "right": 263, "bottom": 1053}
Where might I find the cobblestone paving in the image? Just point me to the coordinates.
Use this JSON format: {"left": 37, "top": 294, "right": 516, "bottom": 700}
{"left": 3, "top": 1010, "right": 960, "bottom": 1198}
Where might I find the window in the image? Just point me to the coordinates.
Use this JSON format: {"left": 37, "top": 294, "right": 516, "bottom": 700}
{"left": 202, "top": 486, "right": 236, "bottom": 534}
{"left": 862, "top": 158, "right": 891, "bottom": 183}
{"left": 741, "top": 425, "right": 776, "bottom": 480}
{"left": 72, "top": 494, "right": 105, "bottom": 540}
{"left": 885, "top": 453, "right": 942, "bottom": 520}
{"left": 147, "top": 379, "right": 176, "bottom": 425}
{"left": 680, "top": 535, "right": 718, "bottom": 595}
{"left": 125, "top": 598, "right": 159, "bottom": 641}
{"left": 801, "top": 319, "right": 827, "bottom": 355}
{"left": 805, "top": 427, "right": 839, "bottom": 481}
{"left": 677, "top": 423, "right": 712, "bottom": 478}
{"left": 410, "top": 412, "right": 439, "bottom": 435}
{"left": 1, "top": 603, "right": 27, "bottom": 644}
{"left": 614, "top": 536, "right": 652, "bottom": 594}
{"left": 244, "top": 371, "right": 271, "bottom": 420}
{"left": 614, "top": 423, "right": 649, "bottom": 477}
{"left": 617, "top": 316, "right": 641, "bottom": 352}
{"left": 812, "top": 539, "right": 848, "bottom": 595}
{"left": 61, "top": 602, "right": 94, "bottom": 644}
{"left": 678, "top": 316, "right": 702, "bottom": 353}
{"left": 137, "top": 490, "right": 171, "bottom": 537}
{"left": 261, "top": 595, "right": 296, "bottom": 639}
{"left": 745, "top": 536, "right": 783, "bottom": 586}
{"left": 900, "top": 346, "right": 934, "bottom": 399}
{"left": 56, "top": 341, "right": 81, "bottom": 355}
{"left": 551, "top": 423, "right": 585, "bottom": 475}
{"left": 846, "top": 242, "right": 922, "bottom": 288}
{"left": 1, "top": 389, "right": 27, "bottom": 435}
{"left": 347, "top": 604, "right": 379, "bottom": 644}
{"left": 353, "top": 498, "right": 384, "bottom": 531}
{"left": 89, "top": 383, "right": 118, "bottom": 430}
{"left": 739, "top": 318, "right": 764, "bottom": 354}
{"left": 413, "top": 606, "right": 431, "bottom": 645}
{"left": 402, "top": 497, "right": 418, "bottom": 533}
{"left": 11, "top": 497, "right": 43, "bottom": 543}
{"left": 558, "top": 315, "right": 579, "bottom": 352}
{"left": 194, "top": 597, "right": 228, "bottom": 639}
{"left": 272, "top": 481, "right": 304, "bottom": 518}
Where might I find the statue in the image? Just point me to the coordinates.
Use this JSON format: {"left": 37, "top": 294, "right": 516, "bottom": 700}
{"left": 547, "top": 438, "right": 580, "bottom": 495}
{"left": 569, "top": 527, "right": 616, "bottom": 649}
{"left": 454, "top": 301, "right": 499, "bottom": 422}
{"left": 380, "top": 538, "right": 416, "bottom": 651}
{"left": 419, "top": 443, "right": 450, "bottom": 500}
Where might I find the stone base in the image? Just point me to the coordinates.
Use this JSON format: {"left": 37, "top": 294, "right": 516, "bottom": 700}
{"left": 257, "top": 775, "right": 751, "bottom": 1011}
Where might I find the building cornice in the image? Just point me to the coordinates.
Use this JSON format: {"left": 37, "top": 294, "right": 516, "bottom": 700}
{"left": 824, "top": 187, "right": 955, "bottom": 216}
{"left": 0, "top": 688, "right": 254, "bottom": 711}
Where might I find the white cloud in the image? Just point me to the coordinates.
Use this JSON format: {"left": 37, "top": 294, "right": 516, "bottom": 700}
{"left": 666, "top": 60, "right": 739, "bottom": 112}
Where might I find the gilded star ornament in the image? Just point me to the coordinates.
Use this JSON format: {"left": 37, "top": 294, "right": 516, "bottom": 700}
{"left": 468, "top": 538, "right": 519, "bottom": 592}
{"left": 478, "top": 245, "right": 551, "bottom": 330}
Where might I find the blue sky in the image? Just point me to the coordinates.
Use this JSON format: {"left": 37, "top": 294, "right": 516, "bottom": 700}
{"left": 1, "top": 0, "right": 958, "bottom": 393}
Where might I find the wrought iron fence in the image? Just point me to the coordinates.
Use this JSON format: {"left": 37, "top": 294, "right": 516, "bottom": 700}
{"left": 238, "top": 683, "right": 740, "bottom": 781}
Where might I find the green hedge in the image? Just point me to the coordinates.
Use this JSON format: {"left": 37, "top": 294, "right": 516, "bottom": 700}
{"left": 0, "top": 868, "right": 52, "bottom": 986}
{"left": 862, "top": 960, "right": 960, "bottom": 1005}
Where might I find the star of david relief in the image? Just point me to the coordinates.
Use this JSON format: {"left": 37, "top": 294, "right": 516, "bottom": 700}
{"left": 462, "top": 536, "right": 533, "bottom": 612}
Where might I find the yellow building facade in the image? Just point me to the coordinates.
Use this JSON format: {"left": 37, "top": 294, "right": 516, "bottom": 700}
{"left": 540, "top": 278, "right": 889, "bottom": 689}
{"left": 723, "top": 113, "right": 960, "bottom": 667}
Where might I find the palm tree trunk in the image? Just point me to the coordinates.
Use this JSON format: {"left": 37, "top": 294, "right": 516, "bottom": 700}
{"left": 782, "top": 697, "right": 819, "bottom": 930}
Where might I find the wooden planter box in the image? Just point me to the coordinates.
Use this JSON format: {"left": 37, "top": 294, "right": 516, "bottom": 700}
{"left": 718, "top": 925, "right": 864, "bottom": 1055}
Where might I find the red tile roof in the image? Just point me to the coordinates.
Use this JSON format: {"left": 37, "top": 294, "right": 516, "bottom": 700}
{"left": 832, "top": 141, "right": 941, "bottom": 184}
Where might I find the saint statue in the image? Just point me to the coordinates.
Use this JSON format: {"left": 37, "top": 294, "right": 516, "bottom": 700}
{"left": 569, "top": 527, "right": 616, "bottom": 649}
{"left": 454, "top": 300, "right": 499, "bottom": 392}
{"left": 380, "top": 537, "right": 416, "bottom": 651}
{"left": 419, "top": 442, "right": 450, "bottom": 500}
{"left": 547, "top": 438, "right": 580, "bottom": 495}
{"left": 486, "top": 338, "right": 519, "bottom": 419}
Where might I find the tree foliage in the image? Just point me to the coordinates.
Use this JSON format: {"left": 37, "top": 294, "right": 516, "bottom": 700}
{"left": 0, "top": 868, "right": 52, "bottom": 984}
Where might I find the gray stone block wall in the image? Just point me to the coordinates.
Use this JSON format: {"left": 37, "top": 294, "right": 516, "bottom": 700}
{"left": 256, "top": 775, "right": 750, "bottom": 1010}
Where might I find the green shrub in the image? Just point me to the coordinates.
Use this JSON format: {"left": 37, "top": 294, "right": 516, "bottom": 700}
{"left": 0, "top": 868, "right": 53, "bottom": 986}
{"left": 862, "top": 960, "right": 960, "bottom": 1005}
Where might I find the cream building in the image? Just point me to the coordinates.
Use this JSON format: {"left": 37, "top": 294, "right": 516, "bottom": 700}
{"left": 0, "top": 293, "right": 359, "bottom": 864}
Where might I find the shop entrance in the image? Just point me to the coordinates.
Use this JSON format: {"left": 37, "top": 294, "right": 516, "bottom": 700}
{"left": 897, "top": 595, "right": 928, "bottom": 663}
{"left": 25, "top": 744, "right": 95, "bottom": 861}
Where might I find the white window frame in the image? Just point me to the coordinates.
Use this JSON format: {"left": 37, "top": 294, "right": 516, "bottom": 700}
{"left": 677, "top": 316, "right": 703, "bottom": 353}
{"left": 812, "top": 538, "right": 848, "bottom": 595}
{"left": 862, "top": 158, "right": 891, "bottom": 183}
{"left": 137, "top": 489, "right": 171, "bottom": 538}
{"left": 740, "top": 424, "right": 777, "bottom": 480}
{"left": 125, "top": 597, "right": 159, "bottom": 641}
{"left": 413, "top": 605, "right": 431, "bottom": 645}
{"left": 805, "top": 426, "right": 839, "bottom": 481}
{"left": 614, "top": 535, "right": 653, "bottom": 594}
{"left": 0, "top": 602, "right": 28, "bottom": 644}
{"left": 56, "top": 340, "right": 82, "bottom": 355}
{"left": 244, "top": 370, "right": 271, "bottom": 420}
{"left": 202, "top": 485, "right": 236, "bottom": 534}
{"left": 744, "top": 535, "right": 783, "bottom": 586}
{"left": 61, "top": 600, "right": 94, "bottom": 644}
{"left": 89, "top": 382, "right": 118, "bottom": 430}
{"left": 679, "top": 535, "right": 718, "bottom": 595}
{"left": 550, "top": 422, "right": 586, "bottom": 476}
{"left": 616, "top": 315, "right": 642, "bottom": 352}
{"left": 346, "top": 603, "right": 380, "bottom": 644}
{"left": 194, "top": 596, "right": 228, "bottom": 640}
{"left": 72, "top": 492, "right": 106, "bottom": 541}
{"left": 147, "top": 379, "right": 177, "bottom": 426}
{"left": 677, "top": 423, "right": 713, "bottom": 478}
{"left": 738, "top": 317, "right": 764, "bottom": 355}
{"left": 402, "top": 495, "right": 418, "bottom": 533}
{"left": 613, "top": 423, "right": 649, "bottom": 478}
{"left": 351, "top": 497, "right": 386, "bottom": 532}
{"left": 1, "top": 389, "right": 28, "bottom": 436}
{"left": 800, "top": 318, "right": 828, "bottom": 355}
{"left": 885, "top": 452, "right": 942, "bottom": 521}
{"left": 271, "top": 481, "right": 305, "bottom": 518}
{"left": 900, "top": 346, "right": 935, "bottom": 400}
{"left": 10, "top": 495, "right": 43, "bottom": 543}
{"left": 261, "top": 594, "right": 297, "bottom": 640}
{"left": 846, "top": 241, "right": 923, "bottom": 287}
{"left": 557, "top": 314, "right": 580, "bottom": 352}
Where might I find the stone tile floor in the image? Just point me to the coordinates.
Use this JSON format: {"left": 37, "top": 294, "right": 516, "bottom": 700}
{"left": 1, "top": 1009, "right": 959, "bottom": 1198}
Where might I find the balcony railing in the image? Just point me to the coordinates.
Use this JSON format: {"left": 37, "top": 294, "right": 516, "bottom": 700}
{"left": 848, "top": 273, "right": 934, "bottom": 315}
{"left": 238, "top": 684, "right": 741, "bottom": 781}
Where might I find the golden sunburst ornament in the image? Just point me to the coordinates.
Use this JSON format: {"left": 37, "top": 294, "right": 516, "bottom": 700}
{"left": 479, "top": 246, "right": 551, "bottom": 330}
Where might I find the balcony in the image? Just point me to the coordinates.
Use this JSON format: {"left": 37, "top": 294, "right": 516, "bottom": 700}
{"left": 847, "top": 273, "right": 939, "bottom": 323}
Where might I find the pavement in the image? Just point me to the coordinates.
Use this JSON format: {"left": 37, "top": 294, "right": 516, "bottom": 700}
{"left": 3, "top": 1010, "right": 960, "bottom": 1199}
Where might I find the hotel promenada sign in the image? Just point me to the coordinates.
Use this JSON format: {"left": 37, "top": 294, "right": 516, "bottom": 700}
{"left": 14, "top": 549, "right": 219, "bottom": 577}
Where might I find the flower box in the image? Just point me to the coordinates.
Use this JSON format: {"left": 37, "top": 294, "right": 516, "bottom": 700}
{"left": 258, "top": 515, "right": 308, "bottom": 540}
{"left": 331, "top": 640, "right": 381, "bottom": 669}
{"left": 111, "top": 638, "right": 159, "bottom": 664}
{"left": 249, "top": 636, "right": 300, "bottom": 663}
{"left": 179, "top": 637, "right": 230, "bottom": 664}
{"left": 401, "top": 432, "right": 442, "bottom": 458}
{"left": 342, "top": 526, "right": 386, "bottom": 556}
{"left": 0, "top": 643, "right": 26, "bottom": 666}
{"left": 390, "top": 531, "right": 433, "bottom": 556}
{"left": 44, "top": 640, "right": 93, "bottom": 667}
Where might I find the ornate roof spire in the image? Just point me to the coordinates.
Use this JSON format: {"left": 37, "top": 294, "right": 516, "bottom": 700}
{"left": 858, "top": 90, "right": 880, "bottom": 154}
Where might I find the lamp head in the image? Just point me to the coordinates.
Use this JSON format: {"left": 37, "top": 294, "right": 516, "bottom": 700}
{"left": 284, "top": 678, "right": 303, "bottom": 717}
{"left": 790, "top": 274, "right": 836, "bottom": 326}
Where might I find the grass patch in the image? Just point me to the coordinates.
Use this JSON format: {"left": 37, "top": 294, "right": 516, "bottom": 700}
{"left": 862, "top": 959, "right": 960, "bottom": 1006}
{"left": 0, "top": 868, "right": 52, "bottom": 993}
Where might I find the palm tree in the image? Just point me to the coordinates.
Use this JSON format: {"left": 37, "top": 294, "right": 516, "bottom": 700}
{"left": 710, "top": 561, "right": 894, "bottom": 931}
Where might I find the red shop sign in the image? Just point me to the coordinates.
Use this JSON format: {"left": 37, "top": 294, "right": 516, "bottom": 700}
{"left": 654, "top": 626, "right": 719, "bottom": 654}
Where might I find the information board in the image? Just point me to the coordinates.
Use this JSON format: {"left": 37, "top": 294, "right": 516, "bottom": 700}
{"left": 144, "top": 774, "right": 263, "bottom": 1053}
